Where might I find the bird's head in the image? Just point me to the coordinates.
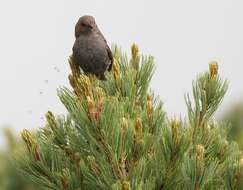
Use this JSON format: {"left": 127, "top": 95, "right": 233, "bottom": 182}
{"left": 75, "top": 15, "right": 97, "bottom": 38}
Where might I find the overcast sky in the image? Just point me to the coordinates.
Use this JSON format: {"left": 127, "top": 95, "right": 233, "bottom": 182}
{"left": 0, "top": 0, "right": 243, "bottom": 146}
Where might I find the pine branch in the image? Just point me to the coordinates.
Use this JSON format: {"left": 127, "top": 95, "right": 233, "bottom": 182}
{"left": 17, "top": 44, "right": 243, "bottom": 190}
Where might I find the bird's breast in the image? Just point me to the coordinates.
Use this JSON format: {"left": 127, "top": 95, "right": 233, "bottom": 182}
{"left": 72, "top": 35, "right": 110, "bottom": 73}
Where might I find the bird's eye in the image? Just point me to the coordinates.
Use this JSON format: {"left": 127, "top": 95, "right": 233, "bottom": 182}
{"left": 81, "top": 22, "right": 92, "bottom": 29}
{"left": 81, "top": 23, "right": 87, "bottom": 27}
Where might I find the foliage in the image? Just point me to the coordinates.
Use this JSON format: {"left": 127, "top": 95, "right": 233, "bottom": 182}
{"left": 18, "top": 45, "right": 243, "bottom": 190}
{"left": 0, "top": 128, "right": 44, "bottom": 190}
{"left": 220, "top": 102, "right": 243, "bottom": 150}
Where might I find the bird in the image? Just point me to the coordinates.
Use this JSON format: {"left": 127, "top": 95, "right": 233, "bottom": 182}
{"left": 72, "top": 15, "right": 113, "bottom": 80}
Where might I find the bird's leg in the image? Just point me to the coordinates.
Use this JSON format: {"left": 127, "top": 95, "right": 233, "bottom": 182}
{"left": 95, "top": 73, "right": 107, "bottom": 81}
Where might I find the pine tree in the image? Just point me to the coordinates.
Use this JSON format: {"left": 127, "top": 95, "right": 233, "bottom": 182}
{"left": 221, "top": 101, "right": 243, "bottom": 150}
{"left": 0, "top": 128, "right": 44, "bottom": 190}
{"left": 18, "top": 44, "right": 243, "bottom": 190}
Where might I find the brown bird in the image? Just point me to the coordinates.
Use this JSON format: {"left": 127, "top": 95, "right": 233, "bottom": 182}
{"left": 72, "top": 15, "right": 113, "bottom": 80}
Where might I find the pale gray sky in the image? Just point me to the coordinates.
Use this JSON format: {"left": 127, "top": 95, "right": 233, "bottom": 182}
{"left": 0, "top": 0, "right": 243, "bottom": 146}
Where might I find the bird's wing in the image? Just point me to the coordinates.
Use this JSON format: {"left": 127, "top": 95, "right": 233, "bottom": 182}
{"left": 106, "top": 45, "right": 113, "bottom": 71}
{"left": 96, "top": 29, "right": 113, "bottom": 71}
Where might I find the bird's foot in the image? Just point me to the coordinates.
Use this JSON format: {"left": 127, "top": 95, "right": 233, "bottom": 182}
{"left": 95, "top": 73, "right": 107, "bottom": 81}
